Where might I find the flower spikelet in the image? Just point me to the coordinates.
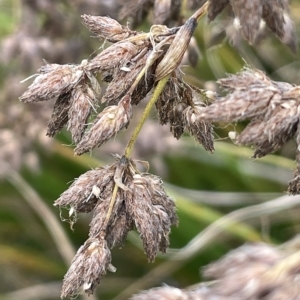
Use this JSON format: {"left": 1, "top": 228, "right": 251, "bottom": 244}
{"left": 75, "top": 95, "right": 132, "bottom": 155}
{"left": 81, "top": 15, "right": 137, "bottom": 42}
{"left": 125, "top": 174, "right": 176, "bottom": 262}
{"left": 101, "top": 49, "right": 149, "bottom": 105}
{"left": 237, "top": 101, "right": 299, "bottom": 158}
{"left": 200, "top": 69, "right": 282, "bottom": 122}
{"left": 207, "top": 0, "right": 296, "bottom": 49}
{"left": 89, "top": 194, "right": 134, "bottom": 249}
{"left": 231, "top": 0, "right": 262, "bottom": 43}
{"left": 87, "top": 41, "right": 145, "bottom": 73}
{"left": 46, "top": 92, "right": 71, "bottom": 137}
{"left": 20, "top": 64, "right": 83, "bottom": 103}
{"left": 288, "top": 122, "right": 300, "bottom": 195}
{"left": 67, "top": 83, "right": 99, "bottom": 144}
{"left": 183, "top": 105, "right": 215, "bottom": 153}
{"left": 146, "top": 174, "right": 178, "bottom": 226}
{"left": 207, "top": 0, "right": 229, "bottom": 21}
{"left": 155, "top": 16, "right": 197, "bottom": 81}
{"left": 61, "top": 238, "right": 113, "bottom": 298}
{"left": 54, "top": 165, "right": 115, "bottom": 214}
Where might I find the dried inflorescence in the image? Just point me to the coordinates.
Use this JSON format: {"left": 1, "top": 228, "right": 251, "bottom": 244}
{"left": 199, "top": 67, "right": 300, "bottom": 193}
{"left": 20, "top": 10, "right": 214, "bottom": 155}
{"left": 156, "top": 73, "right": 214, "bottom": 152}
{"left": 55, "top": 155, "right": 178, "bottom": 297}
{"left": 18, "top": 2, "right": 300, "bottom": 299}
{"left": 207, "top": 0, "right": 296, "bottom": 50}
{"left": 131, "top": 243, "right": 300, "bottom": 300}
{"left": 61, "top": 238, "right": 114, "bottom": 298}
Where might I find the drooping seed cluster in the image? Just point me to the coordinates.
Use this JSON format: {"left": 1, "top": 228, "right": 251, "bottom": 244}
{"left": 54, "top": 155, "right": 178, "bottom": 297}
{"left": 131, "top": 243, "right": 300, "bottom": 300}
{"left": 199, "top": 67, "right": 300, "bottom": 194}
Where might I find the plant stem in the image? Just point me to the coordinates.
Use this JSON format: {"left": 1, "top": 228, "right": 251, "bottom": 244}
{"left": 124, "top": 75, "right": 170, "bottom": 158}
{"left": 103, "top": 183, "right": 119, "bottom": 234}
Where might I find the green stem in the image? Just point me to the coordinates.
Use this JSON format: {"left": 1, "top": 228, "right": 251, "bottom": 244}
{"left": 125, "top": 75, "right": 170, "bottom": 158}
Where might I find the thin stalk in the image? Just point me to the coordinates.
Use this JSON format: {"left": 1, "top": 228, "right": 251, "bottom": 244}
{"left": 125, "top": 75, "right": 170, "bottom": 158}
{"left": 102, "top": 183, "right": 119, "bottom": 236}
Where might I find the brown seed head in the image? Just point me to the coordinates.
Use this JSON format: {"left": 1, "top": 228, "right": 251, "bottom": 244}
{"left": 81, "top": 15, "right": 137, "bottom": 42}
{"left": 183, "top": 105, "right": 215, "bottom": 153}
{"left": 67, "top": 83, "right": 99, "bottom": 144}
{"left": 46, "top": 92, "right": 71, "bottom": 137}
{"left": 54, "top": 165, "right": 115, "bottom": 215}
{"left": 74, "top": 95, "right": 132, "bottom": 155}
{"left": 20, "top": 64, "right": 83, "bottom": 103}
{"left": 125, "top": 173, "right": 177, "bottom": 262}
{"left": 61, "top": 238, "right": 113, "bottom": 298}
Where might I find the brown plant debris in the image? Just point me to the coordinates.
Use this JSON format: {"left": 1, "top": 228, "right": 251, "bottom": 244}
{"left": 55, "top": 155, "right": 178, "bottom": 297}
{"left": 200, "top": 67, "right": 300, "bottom": 193}
{"left": 131, "top": 243, "right": 300, "bottom": 300}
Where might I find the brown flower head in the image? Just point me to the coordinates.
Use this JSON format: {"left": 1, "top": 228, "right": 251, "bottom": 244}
{"left": 46, "top": 92, "right": 71, "bottom": 137}
{"left": 125, "top": 173, "right": 178, "bottom": 262}
{"left": 61, "top": 238, "right": 114, "bottom": 298}
{"left": 74, "top": 94, "right": 132, "bottom": 155}
{"left": 54, "top": 164, "right": 116, "bottom": 216}
{"left": 81, "top": 15, "right": 137, "bottom": 42}
{"left": 156, "top": 73, "right": 214, "bottom": 152}
{"left": 200, "top": 67, "right": 300, "bottom": 193}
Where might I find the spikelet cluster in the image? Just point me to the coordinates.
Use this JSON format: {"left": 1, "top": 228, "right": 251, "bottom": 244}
{"left": 199, "top": 67, "right": 300, "bottom": 194}
{"left": 54, "top": 155, "right": 178, "bottom": 297}
{"left": 20, "top": 12, "right": 214, "bottom": 155}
